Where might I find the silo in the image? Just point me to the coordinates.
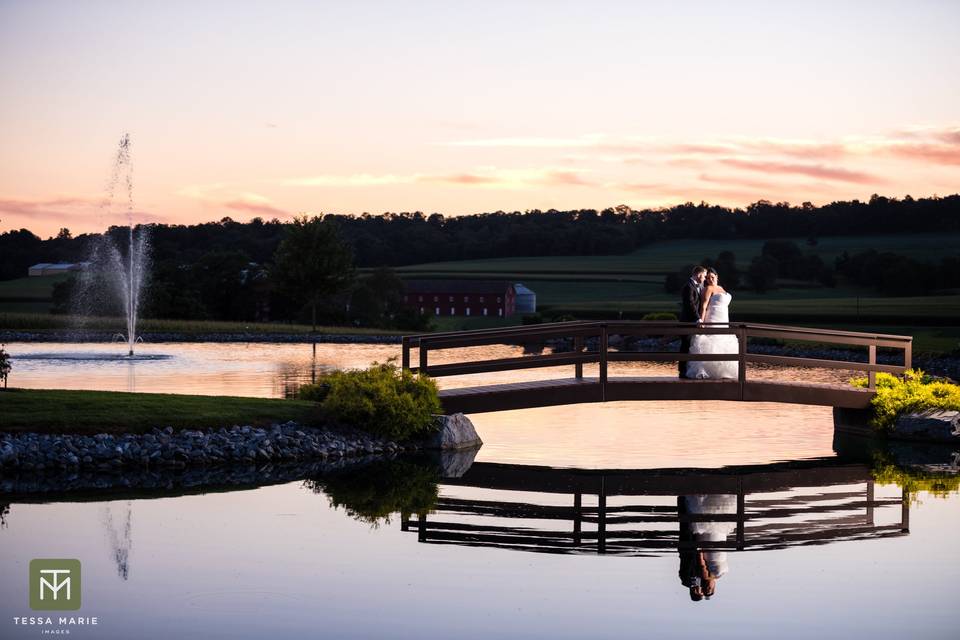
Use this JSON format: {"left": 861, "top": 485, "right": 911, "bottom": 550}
{"left": 514, "top": 283, "right": 537, "bottom": 313}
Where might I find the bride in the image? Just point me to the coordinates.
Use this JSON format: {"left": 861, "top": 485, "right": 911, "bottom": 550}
{"left": 686, "top": 269, "right": 739, "bottom": 379}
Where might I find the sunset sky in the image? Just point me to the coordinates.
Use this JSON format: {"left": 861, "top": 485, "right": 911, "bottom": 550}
{"left": 1, "top": 0, "right": 958, "bottom": 238}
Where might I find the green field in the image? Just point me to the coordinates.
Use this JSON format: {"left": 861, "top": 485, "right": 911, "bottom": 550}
{"left": 393, "top": 233, "right": 960, "bottom": 275}
{"left": 0, "top": 388, "right": 323, "bottom": 434}
{"left": 0, "top": 274, "right": 67, "bottom": 298}
{"left": 0, "top": 275, "right": 66, "bottom": 313}
{"left": 389, "top": 233, "right": 960, "bottom": 352}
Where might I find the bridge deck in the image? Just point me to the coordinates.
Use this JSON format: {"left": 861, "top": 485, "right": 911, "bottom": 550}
{"left": 439, "top": 376, "right": 875, "bottom": 413}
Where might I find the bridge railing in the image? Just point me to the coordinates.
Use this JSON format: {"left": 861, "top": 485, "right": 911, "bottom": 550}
{"left": 401, "top": 320, "right": 912, "bottom": 393}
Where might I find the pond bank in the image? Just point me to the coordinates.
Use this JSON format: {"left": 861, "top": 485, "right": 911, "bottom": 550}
{"left": 0, "top": 421, "right": 421, "bottom": 472}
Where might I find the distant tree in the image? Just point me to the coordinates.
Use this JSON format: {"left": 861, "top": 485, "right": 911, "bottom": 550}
{"left": 664, "top": 264, "right": 696, "bottom": 294}
{"left": 349, "top": 266, "right": 405, "bottom": 327}
{"left": 746, "top": 255, "right": 779, "bottom": 293}
{"left": 272, "top": 215, "right": 355, "bottom": 331}
{"left": 702, "top": 251, "right": 741, "bottom": 289}
{"left": 0, "top": 344, "right": 10, "bottom": 388}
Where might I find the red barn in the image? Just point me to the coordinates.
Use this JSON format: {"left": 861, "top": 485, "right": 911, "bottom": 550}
{"left": 402, "top": 280, "right": 516, "bottom": 317}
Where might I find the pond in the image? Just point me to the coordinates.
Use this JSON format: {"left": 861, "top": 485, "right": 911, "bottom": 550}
{"left": 1, "top": 341, "right": 958, "bottom": 639}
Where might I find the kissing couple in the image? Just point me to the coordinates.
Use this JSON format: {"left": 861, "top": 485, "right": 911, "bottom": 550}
{"left": 678, "top": 265, "right": 739, "bottom": 380}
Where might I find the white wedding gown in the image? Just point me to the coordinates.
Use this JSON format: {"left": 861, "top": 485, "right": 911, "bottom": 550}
{"left": 684, "top": 494, "right": 738, "bottom": 578}
{"left": 686, "top": 291, "right": 739, "bottom": 379}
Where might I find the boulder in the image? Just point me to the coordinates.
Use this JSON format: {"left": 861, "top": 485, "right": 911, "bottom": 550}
{"left": 892, "top": 409, "right": 960, "bottom": 443}
{"left": 425, "top": 413, "right": 483, "bottom": 451}
{"left": 436, "top": 447, "right": 480, "bottom": 478}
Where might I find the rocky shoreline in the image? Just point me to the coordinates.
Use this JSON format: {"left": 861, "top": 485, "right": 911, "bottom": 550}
{"left": 0, "top": 421, "right": 420, "bottom": 473}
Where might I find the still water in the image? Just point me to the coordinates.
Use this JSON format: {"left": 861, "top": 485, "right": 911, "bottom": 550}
{"left": 1, "top": 341, "right": 958, "bottom": 639}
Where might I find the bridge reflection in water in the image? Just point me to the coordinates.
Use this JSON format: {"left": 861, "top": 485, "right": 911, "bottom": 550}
{"left": 401, "top": 461, "right": 909, "bottom": 556}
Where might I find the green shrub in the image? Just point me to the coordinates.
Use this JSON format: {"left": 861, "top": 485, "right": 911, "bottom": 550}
{"left": 296, "top": 380, "right": 331, "bottom": 402}
{"left": 641, "top": 312, "right": 678, "bottom": 321}
{"left": 319, "top": 358, "right": 442, "bottom": 440}
{"left": 851, "top": 369, "right": 960, "bottom": 430}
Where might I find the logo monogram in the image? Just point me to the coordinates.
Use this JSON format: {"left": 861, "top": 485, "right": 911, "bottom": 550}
{"left": 29, "top": 559, "right": 81, "bottom": 610}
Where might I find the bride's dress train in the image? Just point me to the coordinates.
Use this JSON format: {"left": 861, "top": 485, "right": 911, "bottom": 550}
{"left": 684, "top": 494, "right": 737, "bottom": 578}
{"left": 686, "top": 291, "right": 739, "bottom": 379}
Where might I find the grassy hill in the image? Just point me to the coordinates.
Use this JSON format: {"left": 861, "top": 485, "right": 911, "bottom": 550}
{"left": 393, "top": 233, "right": 960, "bottom": 352}
{"left": 0, "top": 274, "right": 67, "bottom": 313}
{"left": 391, "top": 233, "right": 960, "bottom": 276}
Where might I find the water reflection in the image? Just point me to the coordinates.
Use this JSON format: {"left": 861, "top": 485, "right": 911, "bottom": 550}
{"left": 305, "top": 457, "right": 439, "bottom": 526}
{"left": 404, "top": 461, "right": 910, "bottom": 556}
{"left": 101, "top": 502, "right": 133, "bottom": 580}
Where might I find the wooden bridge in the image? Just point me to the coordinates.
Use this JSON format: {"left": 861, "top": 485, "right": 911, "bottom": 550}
{"left": 401, "top": 461, "right": 910, "bottom": 556}
{"left": 401, "top": 321, "right": 912, "bottom": 414}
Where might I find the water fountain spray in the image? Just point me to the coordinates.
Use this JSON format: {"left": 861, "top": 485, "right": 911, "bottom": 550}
{"left": 101, "top": 134, "right": 150, "bottom": 356}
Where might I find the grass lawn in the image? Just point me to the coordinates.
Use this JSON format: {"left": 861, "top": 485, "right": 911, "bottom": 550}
{"left": 0, "top": 388, "right": 325, "bottom": 434}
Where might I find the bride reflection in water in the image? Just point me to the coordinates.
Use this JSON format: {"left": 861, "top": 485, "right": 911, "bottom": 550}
{"left": 678, "top": 494, "right": 738, "bottom": 601}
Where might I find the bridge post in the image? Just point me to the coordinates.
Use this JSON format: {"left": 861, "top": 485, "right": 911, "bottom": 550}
{"left": 597, "top": 477, "right": 607, "bottom": 554}
{"left": 574, "top": 335, "right": 583, "bottom": 379}
{"left": 868, "top": 344, "right": 877, "bottom": 389}
{"left": 737, "top": 325, "right": 747, "bottom": 401}
{"left": 573, "top": 492, "right": 582, "bottom": 546}
{"left": 736, "top": 477, "right": 745, "bottom": 550}
{"left": 599, "top": 325, "right": 608, "bottom": 401}
{"left": 401, "top": 337, "right": 410, "bottom": 372}
{"left": 901, "top": 487, "right": 910, "bottom": 533}
{"left": 419, "top": 340, "right": 428, "bottom": 378}
{"left": 904, "top": 340, "right": 912, "bottom": 370}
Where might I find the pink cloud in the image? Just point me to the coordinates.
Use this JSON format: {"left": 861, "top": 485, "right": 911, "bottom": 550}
{"left": 697, "top": 173, "right": 782, "bottom": 192}
{"left": 539, "top": 170, "right": 595, "bottom": 186}
{"left": 223, "top": 199, "right": 289, "bottom": 217}
{"left": 718, "top": 158, "right": 882, "bottom": 184}
{"left": 885, "top": 143, "right": 960, "bottom": 165}
{"left": 419, "top": 173, "right": 501, "bottom": 185}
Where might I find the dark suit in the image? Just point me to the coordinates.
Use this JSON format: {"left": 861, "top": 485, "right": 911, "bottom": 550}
{"left": 678, "top": 278, "right": 701, "bottom": 377}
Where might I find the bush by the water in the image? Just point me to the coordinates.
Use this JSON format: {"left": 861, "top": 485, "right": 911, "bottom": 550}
{"left": 306, "top": 359, "right": 442, "bottom": 440}
{"left": 296, "top": 381, "right": 331, "bottom": 403}
{"left": 852, "top": 369, "right": 960, "bottom": 430}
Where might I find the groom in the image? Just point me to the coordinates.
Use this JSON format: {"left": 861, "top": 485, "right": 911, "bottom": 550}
{"left": 678, "top": 266, "right": 707, "bottom": 378}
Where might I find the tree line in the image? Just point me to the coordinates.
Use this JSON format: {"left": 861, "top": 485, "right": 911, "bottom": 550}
{"left": 1, "top": 193, "right": 957, "bottom": 328}
{"left": 3, "top": 194, "right": 958, "bottom": 281}
{"left": 664, "top": 240, "right": 960, "bottom": 296}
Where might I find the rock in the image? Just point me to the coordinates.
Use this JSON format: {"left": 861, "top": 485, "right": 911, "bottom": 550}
{"left": 893, "top": 409, "right": 960, "bottom": 443}
{"left": 435, "top": 447, "right": 480, "bottom": 478}
{"left": 425, "top": 413, "right": 483, "bottom": 451}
